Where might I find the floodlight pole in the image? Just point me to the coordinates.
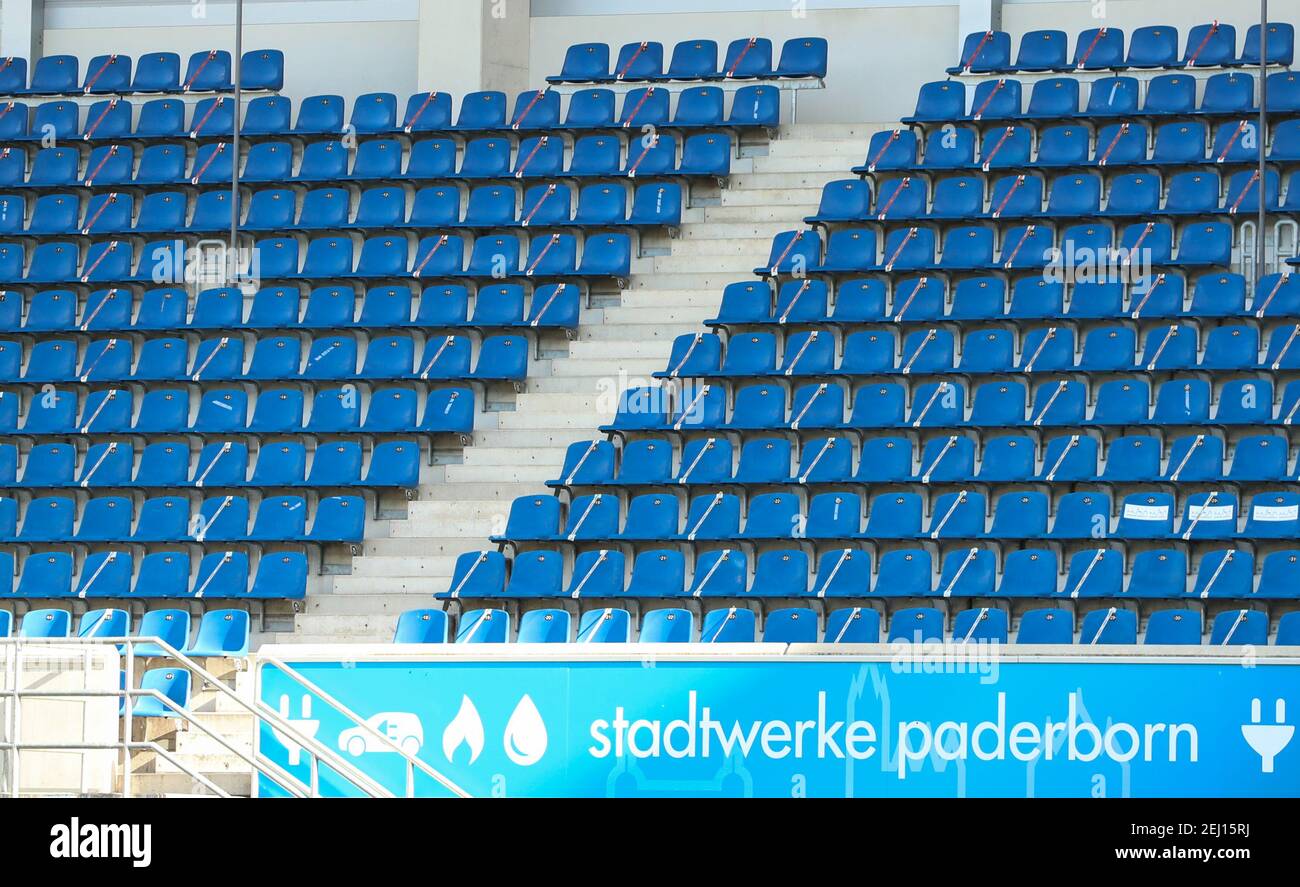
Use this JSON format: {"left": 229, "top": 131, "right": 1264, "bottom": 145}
{"left": 230, "top": 0, "right": 243, "bottom": 284}
{"left": 1257, "top": 0, "right": 1267, "bottom": 284}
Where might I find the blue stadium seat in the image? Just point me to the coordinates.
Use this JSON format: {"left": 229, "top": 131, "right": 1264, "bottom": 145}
{"left": 701, "top": 607, "right": 755, "bottom": 642}
{"left": 576, "top": 608, "right": 631, "bottom": 643}
{"left": 763, "top": 608, "right": 817, "bottom": 643}
{"left": 393, "top": 609, "right": 448, "bottom": 644}
{"left": 1208, "top": 609, "right": 1267, "bottom": 646}
{"left": 888, "top": 607, "right": 943, "bottom": 643}
{"left": 641, "top": 608, "right": 692, "bottom": 642}
{"left": 1080, "top": 608, "right": 1138, "bottom": 644}
{"left": 456, "top": 609, "right": 509, "bottom": 643}
{"left": 1017, "top": 608, "right": 1073, "bottom": 643}
{"left": 20, "top": 609, "right": 71, "bottom": 638}
{"left": 1145, "top": 610, "right": 1202, "bottom": 645}
{"left": 823, "top": 607, "right": 880, "bottom": 643}
{"left": 517, "top": 609, "right": 570, "bottom": 643}
{"left": 953, "top": 607, "right": 1009, "bottom": 643}
{"left": 948, "top": 30, "right": 1011, "bottom": 74}
{"left": 1072, "top": 27, "right": 1125, "bottom": 70}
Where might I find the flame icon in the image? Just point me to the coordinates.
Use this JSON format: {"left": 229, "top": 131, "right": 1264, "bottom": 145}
{"left": 503, "top": 695, "right": 548, "bottom": 767}
{"left": 441, "top": 695, "right": 485, "bottom": 765}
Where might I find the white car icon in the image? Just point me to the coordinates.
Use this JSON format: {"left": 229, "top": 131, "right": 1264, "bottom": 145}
{"left": 339, "top": 712, "right": 424, "bottom": 757}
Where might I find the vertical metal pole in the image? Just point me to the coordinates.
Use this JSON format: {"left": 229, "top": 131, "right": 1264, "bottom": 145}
{"left": 10, "top": 641, "right": 21, "bottom": 797}
{"left": 4, "top": 644, "right": 14, "bottom": 796}
{"left": 230, "top": 0, "right": 244, "bottom": 286}
{"left": 1257, "top": 0, "right": 1268, "bottom": 283}
{"left": 122, "top": 639, "right": 134, "bottom": 797}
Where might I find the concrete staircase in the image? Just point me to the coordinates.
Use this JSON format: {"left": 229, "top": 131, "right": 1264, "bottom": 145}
{"left": 263, "top": 122, "right": 887, "bottom": 646}
{"left": 125, "top": 659, "right": 256, "bottom": 796}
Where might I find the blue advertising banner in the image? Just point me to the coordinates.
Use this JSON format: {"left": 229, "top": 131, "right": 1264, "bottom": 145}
{"left": 254, "top": 649, "right": 1300, "bottom": 798}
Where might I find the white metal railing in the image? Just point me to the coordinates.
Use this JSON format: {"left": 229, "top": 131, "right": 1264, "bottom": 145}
{"left": 0, "top": 636, "right": 467, "bottom": 798}
{"left": 256, "top": 654, "right": 472, "bottom": 798}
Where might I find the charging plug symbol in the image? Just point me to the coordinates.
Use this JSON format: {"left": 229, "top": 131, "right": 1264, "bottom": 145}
{"left": 1241, "top": 698, "right": 1294, "bottom": 774}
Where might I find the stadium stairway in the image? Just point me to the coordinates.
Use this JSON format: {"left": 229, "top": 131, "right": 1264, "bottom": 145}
{"left": 126, "top": 659, "right": 257, "bottom": 796}
{"left": 262, "top": 122, "right": 886, "bottom": 644}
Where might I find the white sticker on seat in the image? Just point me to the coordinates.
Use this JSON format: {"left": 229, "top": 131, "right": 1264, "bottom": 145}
{"left": 1188, "top": 504, "right": 1234, "bottom": 522}
{"left": 1252, "top": 504, "right": 1299, "bottom": 522}
{"left": 1123, "top": 503, "right": 1169, "bottom": 521}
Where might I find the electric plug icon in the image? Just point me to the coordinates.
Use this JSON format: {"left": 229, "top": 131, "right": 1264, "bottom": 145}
{"left": 271, "top": 693, "right": 321, "bottom": 767}
{"left": 1241, "top": 698, "right": 1294, "bottom": 773}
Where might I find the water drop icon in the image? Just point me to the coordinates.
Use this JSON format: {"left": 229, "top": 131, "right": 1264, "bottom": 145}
{"left": 441, "top": 695, "right": 485, "bottom": 765}
{"left": 503, "top": 695, "right": 548, "bottom": 767}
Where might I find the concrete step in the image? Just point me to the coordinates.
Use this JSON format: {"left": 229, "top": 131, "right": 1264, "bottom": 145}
{"left": 752, "top": 155, "right": 861, "bottom": 173}
{"left": 779, "top": 123, "right": 893, "bottom": 140}
{"left": 306, "top": 592, "right": 440, "bottom": 616}
{"left": 350, "top": 554, "right": 462, "bottom": 576}
{"left": 728, "top": 171, "right": 846, "bottom": 191}
{"left": 367, "top": 528, "right": 501, "bottom": 551}
{"left": 702, "top": 204, "right": 819, "bottom": 223}
{"left": 678, "top": 221, "right": 795, "bottom": 241}
{"left": 717, "top": 187, "right": 824, "bottom": 206}
{"left": 128, "top": 771, "right": 252, "bottom": 797}
{"left": 576, "top": 321, "right": 702, "bottom": 342}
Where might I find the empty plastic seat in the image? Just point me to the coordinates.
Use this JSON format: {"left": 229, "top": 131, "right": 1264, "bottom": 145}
{"left": 763, "top": 607, "right": 818, "bottom": 643}
{"left": 20, "top": 608, "right": 71, "bottom": 637}
{"left": 1209, "top": 609, "right": 1267, "bottom": 646}
{"left": 132, "top": 610, "right": 191, "bottom": 657}
{"left": 517, "top": 609, "right": 570, "bottom": 643}
{"left": 953, "top": 607, "right": 1009, "bottom": 643}
{"left": 823, "top": 607, "right": 880, "bottom": 643}
{"left": 186, "top": 609, "right": 250, "bottom": 657}
{"left": 1080, "top": 607, "right": 1137, "bottom": 644}
{"left": 889, "top": 607, "right": 943, "bottom": 643}
{"left": 700, "top": 607, "right": 755, "bottom": 642}
{"left": 1017, "top": 608, "right": 1073, "bottom": 644}
{"left": 576, "top": 608, "right": 631, "bottom": 643}
{"left": 948, "top": 30, "right": 1011, "bottom": 74}
{"left": 641, "top": 608, "right": 693, "bottom": 642}
{"left": 1145, "top": 610, "right": 1202, "bottom": 645}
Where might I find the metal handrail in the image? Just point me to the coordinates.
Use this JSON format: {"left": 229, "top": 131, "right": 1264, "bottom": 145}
{"left": 0, "top": 684, "right": 313, "bottom": 798}
{"left": 258, "top": 654, "right": 472, "bottom": 798}
{"left": 0, "top": 636, "right": 392, "bottom": 798}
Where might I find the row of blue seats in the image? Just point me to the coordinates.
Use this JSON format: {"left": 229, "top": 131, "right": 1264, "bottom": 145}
{"left": 947, "top": 24, "right": 1291, "bottom": 74}
{"left": 0, "top": 135, "right": 731, "bottom": 189}
{"left": 656, "top": 324, "right": 1300, "bottom": 380}
{"left": 440, "top": 546, "right": 1300, "bottom": 600}
{"left": 548, "top": 37, "right": 826, "bottom": 83}
{"left": 0, "top": 333, "right": 529, "bottom": 383}
{"left": 1, "top": 436, "right": 421, "bottom": 486}
{"left": 0, "top": 283, "right": 579, "bottom": 333}
{"left": 0, "top": 233, "right": 633, "bottom": 285}
{"left": 0, "top": 440, "right": 423, "bottom": 489}
{"left": 606, "top": 377, "right": 1300, "bottom": 431}
{"left": 398, "top": 605, "right": 1300, "bottom": 646}
{"left": 491, "top": 489, "right": 1298, "bottom": 543}
{"left": 553, "top": 433, "right": 1299, "bottom": 486}
{"left": 910, "top": 72, "right": 1300, "bottom": 126}
{"left": 0, "top": 49, "right": 281, "bottom": 96}
{"left": 0, "top": 182, "right": 684, "bottom": 237}
{"left": 746, "top": 224, "right": 1235, "bottom": 277}
{"left": 0, "top": 493, "right": 363, "bottom": 543}
{"left": 811, "top": 171, "right": 1293, "bottom": 226}
{"left": 0, "top": 87, "right": 775, "bottom": 144}
{"left": 2, "top": 607, "right": 251, "bottom": 658}
{"left": 0, "top": 551, "right": 302, "bottom": 600}
{"left": 0, "top": 386, "right": 473, "bottom": 437}
{"left": 706, "top": 273, "right": 1300, "bottom": 327}
{"left": 856, "top": 120, "right": 1291, "bottom": 174}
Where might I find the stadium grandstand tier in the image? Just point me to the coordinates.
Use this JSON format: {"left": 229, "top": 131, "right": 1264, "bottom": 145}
{"left": 389, "top": 16, "right": 1300, "bottom": 652}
